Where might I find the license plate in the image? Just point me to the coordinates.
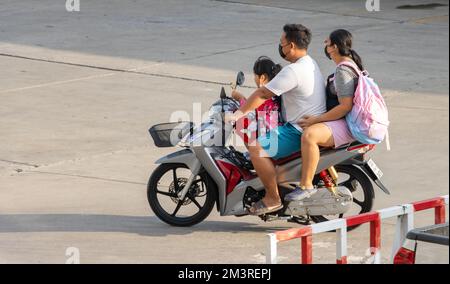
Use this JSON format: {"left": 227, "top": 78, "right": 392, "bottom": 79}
{"left": 367, "top": 159, "right": 383, "bottom": 179}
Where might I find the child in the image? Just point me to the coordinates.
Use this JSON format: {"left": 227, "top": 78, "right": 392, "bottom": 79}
{"left": 232, "top": 56, "right": 283, "bottom": 146}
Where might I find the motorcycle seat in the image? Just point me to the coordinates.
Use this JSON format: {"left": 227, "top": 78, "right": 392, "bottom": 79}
{"left": 271, "top": 146, "right": 333, "bottom": 166}
{"left": 271, "top": 152, "right": 302, "bottom": 166}
{"left": 270, "top": 140, "right": 364, "bottom": 166}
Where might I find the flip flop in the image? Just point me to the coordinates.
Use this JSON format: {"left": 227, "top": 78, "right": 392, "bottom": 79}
{"left": 248, "top": 200, "right": 283, "bottom": 216}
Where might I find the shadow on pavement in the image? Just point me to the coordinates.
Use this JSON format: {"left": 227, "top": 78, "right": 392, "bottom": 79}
{"left": 0, "top": 214, "right": 296, "bottom": 236}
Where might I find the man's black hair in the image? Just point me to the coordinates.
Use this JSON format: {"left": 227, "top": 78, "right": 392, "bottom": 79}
{"left": 283, "top": 24, "right": 312, "bottom": 50}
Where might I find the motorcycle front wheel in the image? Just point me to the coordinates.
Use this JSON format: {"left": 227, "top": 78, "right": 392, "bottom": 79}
{"left": 147, "top": 163, "right": 217, "bottom": 227}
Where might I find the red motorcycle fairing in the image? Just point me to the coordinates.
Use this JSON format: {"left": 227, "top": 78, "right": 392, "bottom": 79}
{"left": 215, "top": 160, "right": 254, "bottom": 195}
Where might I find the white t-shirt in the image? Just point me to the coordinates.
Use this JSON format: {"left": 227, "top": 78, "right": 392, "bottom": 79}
{"left": 265, "top": 55, "right": 327, "bottom": 132}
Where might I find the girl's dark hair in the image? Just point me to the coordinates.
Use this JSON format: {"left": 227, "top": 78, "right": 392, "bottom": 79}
{"left": 253, "top": 56, "right": 282, "bottom": 80}
{"left": 329, "top": 29, "right": 364, "bottom": 71}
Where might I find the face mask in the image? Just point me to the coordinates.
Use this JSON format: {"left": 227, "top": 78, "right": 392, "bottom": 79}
{"left": 278, "top": 44, "right": 287, "bottom": 59}
{"left": 324, "top": 45, "right": 332, "bottom": 60}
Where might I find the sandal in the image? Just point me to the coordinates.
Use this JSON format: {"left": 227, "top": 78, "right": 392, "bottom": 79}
{"left": 248, "top": 200, "right": 283, "bottom": 216}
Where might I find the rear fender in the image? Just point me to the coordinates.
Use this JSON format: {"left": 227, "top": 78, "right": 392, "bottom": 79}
{"left": 339, "top": 156, "right": 391, "bottom": 195}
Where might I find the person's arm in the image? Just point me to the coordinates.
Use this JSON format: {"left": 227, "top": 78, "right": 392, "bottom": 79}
{"left": 319, "top": 66, "right": 357, "bottom": 121}
{"left": 226, "top": 66, "right": 297, "bottom": 123}
{"left": 315, "top": 97, "right": 353, "bottom": 122}
{"left": 225, "top": 87, "right": 274, "bottom": 123}
{"left": 299, "top": 66, "right": 356, "bottom": 128}
{"left": 299, "top": 97, "right": 352, "bottom": 128}
{"left": 231, "top": 90, "right": 246, "bottom": 102}
{"left": 238, "top": 87, "right": 275, "bottom": 115}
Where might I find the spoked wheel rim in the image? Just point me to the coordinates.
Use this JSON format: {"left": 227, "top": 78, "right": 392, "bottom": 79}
{"left": 338, "top": 175, "right": 366, "bottom": 215}
{"left": 148, "top": 163, "right": 217, "bottom": 226}
{"left": 155, "top": 167, "right": 208, "bottom": 218}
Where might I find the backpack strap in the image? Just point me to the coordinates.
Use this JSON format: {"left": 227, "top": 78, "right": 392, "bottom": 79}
{"left": 385, "top": 130, "right": 391, "bottom": 151}
{"left": 335, "top": 61, "right": 362, "bottom": 91}
{"left": 337, "top": 61, "right": 363, "bottom": 77}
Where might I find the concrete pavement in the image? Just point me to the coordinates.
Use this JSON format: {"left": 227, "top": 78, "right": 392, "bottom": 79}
{"left": 0, "top": 0, "right": 448, "bottom": 263}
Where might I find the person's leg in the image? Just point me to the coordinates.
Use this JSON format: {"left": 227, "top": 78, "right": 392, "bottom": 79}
{"left": 286, "top": 123, "right": 334, "bottom": 201}
{"left": 300, "top": 123, "right": 335, "bottom": 188}
{"left": 248, "top": 143, "right": 281, "bottom": 208}
{"left": 248, "top": 123, "right": 302, "bottom": 214}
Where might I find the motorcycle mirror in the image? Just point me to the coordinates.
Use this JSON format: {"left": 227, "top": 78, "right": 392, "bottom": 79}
{"left": 236, "top": 71, "right": 245, "bottom": 87}
{"left": 220, "top": 86, "right": 227, "bottom": 99}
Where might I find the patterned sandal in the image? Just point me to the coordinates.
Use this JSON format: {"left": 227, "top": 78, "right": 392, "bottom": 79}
{"left": 248, "top": 200, "right": 283, "bottom": 216}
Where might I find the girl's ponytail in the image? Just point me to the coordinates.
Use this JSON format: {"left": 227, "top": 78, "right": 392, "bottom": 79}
{"left": 349, "top": 49, "right": 364, "bottom": 71}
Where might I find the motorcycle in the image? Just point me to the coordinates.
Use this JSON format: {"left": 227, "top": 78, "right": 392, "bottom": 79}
{"left": 147, "top": 72, "right": 390, "bottom": 230}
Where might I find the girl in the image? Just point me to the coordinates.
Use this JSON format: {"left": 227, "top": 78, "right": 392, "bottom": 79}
{"left": 231, "top": 56, "right": 283, "bottom": 146}
{"left": 286, "top": 29, "right": 360, "bottom": 201}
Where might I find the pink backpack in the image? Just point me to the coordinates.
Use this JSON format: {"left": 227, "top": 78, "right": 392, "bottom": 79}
{"left": 339, "top": 61, "right": 390, "bottom": 149}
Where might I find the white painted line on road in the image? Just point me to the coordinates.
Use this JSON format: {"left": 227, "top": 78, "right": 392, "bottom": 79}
{"left": 0, "top": 60, "right": 166, "bottom": 95}
{"left": 0, "top": 72, "right": 117, "bottom": 94}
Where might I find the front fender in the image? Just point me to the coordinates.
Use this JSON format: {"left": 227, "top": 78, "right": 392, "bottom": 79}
{"left": 155, "top": 148, "right": 199, "bottom": 171}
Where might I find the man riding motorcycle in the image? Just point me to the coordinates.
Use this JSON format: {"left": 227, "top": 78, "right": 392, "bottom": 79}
{"left": 227, "top": 23, "right": 327, "bottom": 215}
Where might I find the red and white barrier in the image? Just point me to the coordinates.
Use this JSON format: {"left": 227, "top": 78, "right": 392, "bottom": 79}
{"left": 266, "top": 195, "right": 449, "bottom": 264}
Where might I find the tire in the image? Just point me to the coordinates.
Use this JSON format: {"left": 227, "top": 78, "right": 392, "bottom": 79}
{"left": 310, "top": 165, "right": 374, "bottom": 231}
{"left": 147, "top": 163, "right": 217, "bottom": 227}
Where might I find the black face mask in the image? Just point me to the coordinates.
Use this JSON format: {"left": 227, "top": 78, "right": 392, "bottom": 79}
{"left": 278, "top": 44, "right": 287, "bottom": 59}
{"left": 324, "top": 45, "right": 332, "bottom": 60}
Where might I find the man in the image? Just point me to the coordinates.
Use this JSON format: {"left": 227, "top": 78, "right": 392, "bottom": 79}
{"left": 228, "top": 24, "right": 326, "bottom": 215}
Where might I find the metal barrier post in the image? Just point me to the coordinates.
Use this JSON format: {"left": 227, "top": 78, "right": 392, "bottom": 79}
{"left": 301, "top": 236, "right": 313, "bottom": 264}
{"left": 346, "top": 212, "right": 381, "bottom": 264}
{"left": 435, "top": 202, "right": 446, "bottom": 224}
{"left": 336, "top": 223, "right": 348, "bottom": 264}
{"left": 267, "top": 233, "right": 278, "bottom": 264}
{"left": 370, "top": 217, "right": 381, "bottom": 264}
{"left": 413, "top": 197, "right": 447, "bottom": 224}
{"left": 390, "top": 204, "right": 414, "bottom": 263}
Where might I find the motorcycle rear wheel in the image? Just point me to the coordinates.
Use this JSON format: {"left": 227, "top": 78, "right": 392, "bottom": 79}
{"left": 310, "top": 165, "right": 374, "bottom": 231}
